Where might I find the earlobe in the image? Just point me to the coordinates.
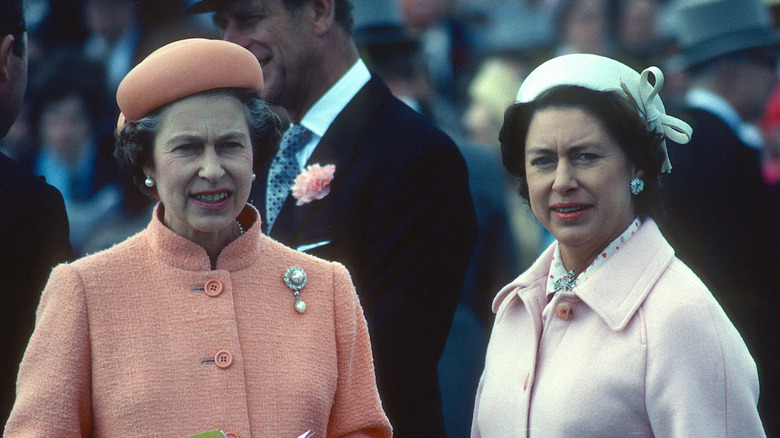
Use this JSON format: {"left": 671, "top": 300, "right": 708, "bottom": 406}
{"left": 0, "top": 35, "right": 15, "bottom": 82}
{"left": 142, "top": 165, "right": 154, "bottom": 181}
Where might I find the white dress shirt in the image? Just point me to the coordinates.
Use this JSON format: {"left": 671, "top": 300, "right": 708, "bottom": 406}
{"left": 294, "top": 59, "right": 371, "bottom": 168}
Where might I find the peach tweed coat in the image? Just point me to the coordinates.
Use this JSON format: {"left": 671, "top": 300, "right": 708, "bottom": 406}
{"left": 5, "top": 205, "right": 391, "bottom": 438}
{"left": 471, "top": 219, "right": 764, "bottom": 437}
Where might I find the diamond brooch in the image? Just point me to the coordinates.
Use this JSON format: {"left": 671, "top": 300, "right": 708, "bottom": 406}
{"left": 553, "top": 269, "right": 577, "bottom": 293}
{"left": 284, "top": 266, "right": 308, "bottom": 313}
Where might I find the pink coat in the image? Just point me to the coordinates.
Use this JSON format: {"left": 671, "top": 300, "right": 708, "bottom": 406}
{"left": 5, "top": 205, "right": 391, "bottom": 438}
{"left": 471, "top": 219, "right": 764, "bottom": 437}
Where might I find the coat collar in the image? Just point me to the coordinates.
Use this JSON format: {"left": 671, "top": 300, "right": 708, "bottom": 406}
{"left": 146, "top": 203, "right": 263, "bottom": 272}
{"left": 269, "top": 76, "right": 394, "bottom": 244}
{"left": 493, "top": 219, "right": 675, "bottom": 331}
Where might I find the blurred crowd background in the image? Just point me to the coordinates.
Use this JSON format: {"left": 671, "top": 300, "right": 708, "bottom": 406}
{"left": 3, "top": 0, "right": 780, "bottom": 436}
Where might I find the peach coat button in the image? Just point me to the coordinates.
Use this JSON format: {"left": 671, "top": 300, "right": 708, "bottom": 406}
{"left": 214, "top": 350, "right": 233, "bottom": 369}
{"left": 204, "top": 279, "right": 224, "bottom": 297}
{"left": 555, "top": 302, "right": 573, "bottom": 320}
{"left": 224, "top": 432, "right": 238, "bottom": 438}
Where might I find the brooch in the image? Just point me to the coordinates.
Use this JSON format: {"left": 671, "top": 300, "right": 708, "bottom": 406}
{"left": 553, "top": 269, "right": 577, "bottom": 293}
{"left": 284, "top": 266, "right": 308, "bottom": 313}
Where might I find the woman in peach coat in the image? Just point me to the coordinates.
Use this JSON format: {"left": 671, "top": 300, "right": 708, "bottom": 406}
{"left": 5, "top": 39, "right": 391, "bottom": 438}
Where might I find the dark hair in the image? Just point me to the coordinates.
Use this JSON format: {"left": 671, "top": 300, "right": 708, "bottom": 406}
{"left": 499, "top": 85, "right": 667, "bottom": 221}
{"left": 115, "top": 88, "right": 282, "bottom": 197}
{"left": 0, "top": 0, "right": 26, "bottom": 56}
{"left": 29, "top": 47, "right": 110, "bottom": 135}
{"left": 282, "top": 0, "right": 354, "bottom": 34}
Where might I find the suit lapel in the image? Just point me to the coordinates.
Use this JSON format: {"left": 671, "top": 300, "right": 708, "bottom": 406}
{"left": 269, "top": 76, "right": 393, "bottom": 244}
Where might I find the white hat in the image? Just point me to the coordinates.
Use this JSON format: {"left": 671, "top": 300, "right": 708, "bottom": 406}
{"left": 517, "top": 53, "right": 692, "bottom": 173}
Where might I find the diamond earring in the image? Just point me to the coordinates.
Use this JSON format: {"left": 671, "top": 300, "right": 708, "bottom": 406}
{"left": 145, "top": 176, "right": 154, "bottom": 187}
{"left": 630, "top": 177, "right": 644, "bottom": 195}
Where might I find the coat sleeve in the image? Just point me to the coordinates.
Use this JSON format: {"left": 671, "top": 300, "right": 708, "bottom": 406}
{"left": 1, "top": 171, "right": 73, "bottom": 424}
{"left": 644, "top": 264, "right": 764, "bottom": 437}
{"left": 327, "top": 262, "right": 392, "bottom": 438}
{"left": 4, "top": 264, "right": 93, "bottom": 437}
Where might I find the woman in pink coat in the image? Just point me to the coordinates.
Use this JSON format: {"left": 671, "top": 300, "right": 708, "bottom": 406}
{"left": 471, "top": 54, "right": 765, "bottom": 437}
{"left": 5, "top": 39, "right": 391, "bottom": 438}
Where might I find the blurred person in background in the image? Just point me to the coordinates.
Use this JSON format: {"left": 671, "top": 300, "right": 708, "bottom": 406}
{"left": 28, "top": 49, "right": 125, "bottom": 255}
{"left": 353, "top": 0, "right": 461, "bottom": 137}
{"left": 0, "top": 0, "right": 72, "bottom": 426}
{"left": 760, "top": 86, "right": 780, "bottom": 189}
{"left": 5, "top": 38, "right": 391, "bottom": 438}
{"left": 82, "top": 0, "right": 219, "bottom": 95}
{"left": 613, "top": 0, "right": 664, "bottom": 72}
{"left": 552, "top": 0, "right": 613, "bottom": 57}
{"left": 82, "top": 0, "right": 142, "bottom": 93}
{"left": 472, "top": 53, "right": 764, "bottom": 437}
{"left": 662, "top": 0, "right": 780, "bottom": 432}
{"left": 399, "top": 0, "right": 474, "bottom": 109}
{"left": 463, "top": 58, "right": 526, "bottom": 146}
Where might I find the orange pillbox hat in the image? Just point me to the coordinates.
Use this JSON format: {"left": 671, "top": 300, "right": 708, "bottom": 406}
{"left": 116, "top": 38, "right": 263, "bottom": 129}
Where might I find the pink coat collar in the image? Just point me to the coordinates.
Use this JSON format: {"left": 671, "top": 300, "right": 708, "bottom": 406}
{"left": 493, "top": 218, "right": 676, "bottom": 331}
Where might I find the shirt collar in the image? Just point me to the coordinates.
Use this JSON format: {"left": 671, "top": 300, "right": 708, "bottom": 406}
{"left": 546, "top": 217, "right": 642, "bottom": 298}
{"left": 685, "top": 87, "right": 763, "bottom": 149}
{"left": 300, "top": 59, "right": 371, "bottom": 138}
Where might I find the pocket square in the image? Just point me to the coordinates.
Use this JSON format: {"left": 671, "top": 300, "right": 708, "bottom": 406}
{"left": 296, "top": 241, "right": 331, "bottom": 253}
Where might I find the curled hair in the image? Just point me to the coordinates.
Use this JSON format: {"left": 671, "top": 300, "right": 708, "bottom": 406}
{"left": 499, "top": 85, "right": 667, "bottom": 221}
{"left": 115, "top": 88, "right": 282, "bottom": 197}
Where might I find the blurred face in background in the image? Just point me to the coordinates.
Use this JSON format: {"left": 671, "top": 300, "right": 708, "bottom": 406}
{"left": 733, "top": 55, "right": 779, "bottom": 123}
{"left": 618, "top": 0, "right": 660, "bottom": 53}
{"left": 399, "top": 0, "right": 449, "bottom": 31}
{"left": 561, "top": 0, "right": 609, "bottom": 55}
{"left": 39, "top": 94, "right": 92, "bottom": 166}
{"left": 85, "top": 0, "right": 136, "bottom": 45}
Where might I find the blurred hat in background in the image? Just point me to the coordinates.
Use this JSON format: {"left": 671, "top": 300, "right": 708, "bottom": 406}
{"left": 669, "top": 0, "right": 780, "bottom": 69}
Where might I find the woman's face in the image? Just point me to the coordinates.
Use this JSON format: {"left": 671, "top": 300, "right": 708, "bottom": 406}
{"left": 524, "top": 106, "right": 638, "bottom": 268}
{"left": 143, "top": 93, "right": 254, "bottom": 243}
{"left": 40, "top": 94, "right": 92, "bottom": 165}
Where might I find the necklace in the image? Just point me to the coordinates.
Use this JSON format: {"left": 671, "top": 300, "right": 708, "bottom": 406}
{"left": 236, "top": 220, "right": 245, "bottom": 235}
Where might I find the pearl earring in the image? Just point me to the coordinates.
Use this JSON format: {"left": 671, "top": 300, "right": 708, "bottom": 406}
{"left": 251, "top": 172, "right": 256, "bottom": 182}
{"left": 630, "top": 177, "right": 644, "bottom": 195}
{"left": 145, "top": 176, "right": 154, "bottom": 187}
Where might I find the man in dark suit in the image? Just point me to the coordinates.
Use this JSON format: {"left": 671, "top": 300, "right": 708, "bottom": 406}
{"left": 0, "top": 0, "right": 73, "bottom": 425}
{"left": 664, "top": 0, "right": 780, "bottom": 434}
{"left": 187, "top": 0, "right": 477, "bottom": 435}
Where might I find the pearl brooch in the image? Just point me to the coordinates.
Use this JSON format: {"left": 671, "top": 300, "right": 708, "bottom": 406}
{"left": 284, "top": 266, "right": 308, "bottom": 313}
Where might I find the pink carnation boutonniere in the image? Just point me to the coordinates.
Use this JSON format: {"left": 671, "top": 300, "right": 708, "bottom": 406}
{"left": 291, "top": 163, "right": 336, "bottom": 206}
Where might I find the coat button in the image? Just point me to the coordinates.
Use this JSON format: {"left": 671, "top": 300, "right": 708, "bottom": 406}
{"left": 214, "top": 350, "right": 233, "bottom": 369}
{"left": 555, "top": 302, "right": 573, "bottom": 320}
{"left": 204, "top": 279, "right": 224, "bottom": 297}
{"left": 224, "top": 432, "right": 238, "bottom": 438}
